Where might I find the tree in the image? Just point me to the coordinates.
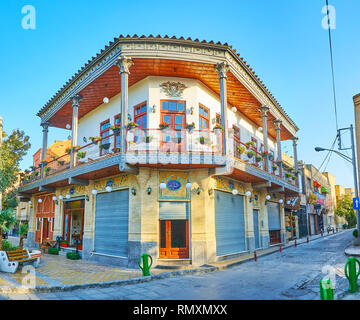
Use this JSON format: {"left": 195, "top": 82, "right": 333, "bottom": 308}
{"left": 335, "top": 194, "right": 356, "bottom": 228}
{"left": 0, "top": 129, "right": 31, "bottom": 204}
{"left": 0, "top": 209, "right": 17, "bottom": 250}
{"left": 18, "top": 223, "right": 28, "bottom": 250}
{"left": 2, "top": 188, "right": 18, "bottom": 210}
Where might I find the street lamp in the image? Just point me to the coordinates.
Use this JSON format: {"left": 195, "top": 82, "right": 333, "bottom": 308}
{"left": 315, "top": 124, "right": 359, "bottom": 238}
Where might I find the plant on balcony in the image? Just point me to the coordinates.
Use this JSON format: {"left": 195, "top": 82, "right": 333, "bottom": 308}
{"left": 198, "top": 136, "right": 211, "bottom": 145}
{"left": 127, "top": 122, "right": 139, "bottom": 130}
{"left": 276, "top": 160, "right": 283, "bottom": 166}
{"left": 77, "top": 152, "right": 87, "bottom": 159}
{"left": 291, "top": 175, "right": 297, "bottom": 181}
{"left": 39, "top": 160, "right": 47, "bottom": 167}
{"left": 186, "top": 122, "right": 195, "bottom": 132}
{"left": 111, "top": 125, "right": 121, "bottom": 136}
{"left": 33, "top": 171, "right": 39, "bottom": 177}
{"left": 159, "top": 122, "right": 170, "bottom": 130}
{"left": 44, "top": 166, "right": 51, "bottom": 175}
{"left": 245, "top": 141, "right": 255, "bottom": 149}
{"left": 268, "top": 153, "right": 274, "bottom": 160}
{"left": 272, "top": 164, "right": 278, "bottom": 171}
{"left": 60, "top": 240, "right": 68, "bottom": 248}
{"left": 309, "top": 193, "right": 317, "bottom": 204}
{"left": 237, "top": 146, "right": 246, "bottom": 155}
{"left": 247, "top": 151, "right": 255, "bottom": 159}
{"left": 89, "top": 136, "right": 101, "bottom": 144}
{"left": 255, "top": 155, "right": 263, "bottom": 163}
{"left": 142, "top": 135, "right": 153, "bottom": 144}
{"left": 262, "top": 151, "right": 270, "bottom": 158}
{"left": 57, "top": 159, "right": 65, "bottom": 166}
{"left": 112, "top": 147, "right": 120, "bottom": 153}
{"left": 66, "top": 145, "right": 79, "bottom": 154}
{"left": 99, "top": 142, "right": 111, "bottom": 151}
{"left": 30, "top": 166, "right": 37, "bottom": 171}
{"left": 321, "top": 186, "right": 329, "bottom": 194}
{"left": 285, "top": 172, "right": 291, "bottom": 179}
{"left": 213, "top": 124, "right": 223, "bottom": 131}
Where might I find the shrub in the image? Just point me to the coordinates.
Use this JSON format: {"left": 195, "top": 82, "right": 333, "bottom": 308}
{"left": 1, "top": 240, "right": 19, "bottom": 252}
{"left": 353, "top": 229, "right": 358, "bottom": 238}
{"left": 48, "top": 248, "right": 59, "bottom": 255}
{"left": 66, "top": 252, "right": 81, "bottom": 260}
{"left": 343, "top": 224, "right": 348, "bottom": 229}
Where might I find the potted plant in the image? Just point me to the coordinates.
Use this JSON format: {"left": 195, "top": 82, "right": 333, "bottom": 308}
{"left": 159, "top": 122, "right": 170, "bottom": 131}
{"left": 198, "top": 136, "right": 211, "bottom": 145}
{"left": 60, "top": 240, "right": 68, "bottom": 248}
{"left": 111, "top": 125, "right": 121, "bottom": 136}
{"left": 100, "top": 142, "right": 111, "bottom": 151}
{"left": 30, "top": 166, "right": 37, "bottom": 171}
{"left": 247, "top": 151, "right": 255, "bottom": 159}
{"left": 285, "top": 173, "right": 291, "bottom": 179}
{"left": 18, "top": 223, "right": 28, "bottom": 250}
{"left": 246, "top": 141, "right": 255, "bottom": 149}
{"left": 269, "top": 153, "right": 274, "bottom": 161}
{"left": 272, "top": 164, "right": 278, "bottom": 171}
{"left": 276, "top": 160, "right": 283, "bottom": 166}
{"left": 262, "top": 151, "right": 270, "bottom": 158}
{"left": 112, "top": 147, "right": 120, "bottom": 153}
{"left": 57, "top": 159, "right": 65, "bottom": 166}
{"left": 291, "top": 175, "right": 297, "bottom": 181}
{"left": 186, "top": 122, "right": 195, "bottom": 132}
{"left": 255, "top": 155, "right": 263, "bottom": 163}
{"left": 89, "top": 136, "right": 101, "bottom": 144}
{"left": 66, "top": 252, "right": 81, "bottom": 260}
{"left": 143, "top": 135, "right": 153, "bottom": 144}
{"left": 34, "top": 171, "right": 39, "bottom": 177}
{"left": 127, "top": 122, "right": 139, "bottom": 130}
{"left": 77, "top": 151, "right": 87, "bottom": 159}
{"left": 237, "top": 146, "right": 246, "bottom": 155}
{"left": 44, "top": 166, "right": 51, "bottom": 175}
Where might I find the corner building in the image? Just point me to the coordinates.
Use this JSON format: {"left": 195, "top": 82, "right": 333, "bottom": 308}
{"left": 18, "top": 35, "right": 299, "bottom": 267}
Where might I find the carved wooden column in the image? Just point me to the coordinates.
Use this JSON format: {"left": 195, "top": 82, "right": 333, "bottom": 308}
{"left": 259, "top": 106, "right": 270, "bottom": 172}
{"left": 116, "top": 56, "right": 134, "bottom": 154}
{"left": 214, "top": 62, "right": 229, "bottom": 155}
{"left": 292, "top": 137, "right": 299, "bottom": 185}
{"left": 70, "top": 94, "right": 82, "bottom": 168}
{"left": 273, "top": 119, "right": 283, "bottom": 178}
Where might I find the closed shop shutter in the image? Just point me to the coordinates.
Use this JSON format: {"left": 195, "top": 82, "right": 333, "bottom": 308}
{"left": 310, "top": 214, "right": 315, "bottom": 235}
{"left": 253, "top": 209, "right": 260, "bottom": 249}
{"left": 267, "top": 202, "right": 281, "bottom": 230}
{"left": 94, "top": 190, "right": 129, "bottom": 257}
{"left": 215, "top": 191, "right": 246, "bottom": 256}
{"left": 159, "top": 202, "right": 189, "bottom": 220}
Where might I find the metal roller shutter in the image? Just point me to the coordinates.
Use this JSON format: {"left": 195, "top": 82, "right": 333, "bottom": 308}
{"left": 215, "top": 191, "right": 246, "bottom": 256}
{"left": 94, "top": 189, "right": 129, "bottom": 257}
{"left": 159, "top": 202, "right": 189, "bottom": 220}
{"left": 253, "top": 209, "right": 260, "bottom": 249}
{"left": 267, "top": 202, "right": 281, "bottom": 230}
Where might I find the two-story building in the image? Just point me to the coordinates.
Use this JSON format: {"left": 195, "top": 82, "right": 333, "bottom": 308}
{"left": 18, "top": 35, "right": 299, "bottom": 267}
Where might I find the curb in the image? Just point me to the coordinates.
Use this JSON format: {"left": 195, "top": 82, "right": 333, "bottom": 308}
{"left": 0, "top": 230, "right": 347, "bottom": 294}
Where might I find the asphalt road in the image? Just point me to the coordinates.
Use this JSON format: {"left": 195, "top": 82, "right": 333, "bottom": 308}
{"left": 2, "top": 230, "right": 353, "bottom": 300}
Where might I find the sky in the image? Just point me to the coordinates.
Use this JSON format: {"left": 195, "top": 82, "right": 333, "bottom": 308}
{"left": 0, "top": 0, "right": 359, "bottom": 188}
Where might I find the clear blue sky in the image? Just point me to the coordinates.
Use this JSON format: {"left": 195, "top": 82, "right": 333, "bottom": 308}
{"left": 0, "top": 0, "right": 359, "bottom": 188}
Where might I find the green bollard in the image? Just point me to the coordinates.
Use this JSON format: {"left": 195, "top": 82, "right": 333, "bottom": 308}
{"left": 320, "top": 279, "right": 334, "bottom": 300}
{"left": 138, "top": 253, "right": 153, "bottom": 276}
{"left": 345, "top": 257, "right": 360, "bottom": 293}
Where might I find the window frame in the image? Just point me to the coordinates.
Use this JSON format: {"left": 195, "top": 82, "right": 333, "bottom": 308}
{"left": 113, "top": 113, "right": 121, "bottom": 148}
{"left": 100, "top": 118, "right": 110, "bottom": 156}
{"left": 199, "top": 103, "right": 210, "bottom": 131}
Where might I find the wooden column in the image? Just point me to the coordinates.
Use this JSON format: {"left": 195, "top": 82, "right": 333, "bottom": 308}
{"left": 273, "top": 119, "right": 283, "bottom": 178}
{"left": 70, "top": 94, "right": 82, "bottom": 168}
{"left": 40, "top": 122, "right": 50, "bottom": 177}
{"left": 259, "top": 106, "right": 270, "bottom": 172}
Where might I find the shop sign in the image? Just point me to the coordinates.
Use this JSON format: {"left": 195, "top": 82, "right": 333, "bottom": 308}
{"left": 167, "top": 179, "right": 181, "bottom": 191}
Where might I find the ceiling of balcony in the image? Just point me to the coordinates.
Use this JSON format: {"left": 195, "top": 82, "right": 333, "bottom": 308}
{"left": 48, "top": 58, "right": 292, "bottom": 140}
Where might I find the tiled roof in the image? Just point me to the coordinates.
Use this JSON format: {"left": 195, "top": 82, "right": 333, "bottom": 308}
{"left": 36, "top": 34, "right": 298, "bottom": 131}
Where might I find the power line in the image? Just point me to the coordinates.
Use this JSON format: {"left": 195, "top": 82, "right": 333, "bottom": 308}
{"left": 325, "top": 0, "right": 339, "bottom": 131}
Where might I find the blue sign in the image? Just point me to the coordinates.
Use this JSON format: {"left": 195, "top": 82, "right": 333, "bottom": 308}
{"left": 353, "top": 197, "right": 360, "bottom": 210}
{"left": 166, "top": 180, "right": 181, "bottom": 191}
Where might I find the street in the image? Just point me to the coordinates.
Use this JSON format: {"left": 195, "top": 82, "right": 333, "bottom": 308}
{"left": 1, "top": 230, "right": 353, "bottom": 300}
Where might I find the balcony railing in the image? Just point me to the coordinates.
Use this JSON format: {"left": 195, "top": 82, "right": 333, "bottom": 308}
{"left": 20, "top": 128, "right": 224, "bottom": 186}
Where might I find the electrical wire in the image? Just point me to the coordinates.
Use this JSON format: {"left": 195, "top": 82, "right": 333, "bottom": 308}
{"left": 326, "top": 0, "right": 339, "bottom": 131}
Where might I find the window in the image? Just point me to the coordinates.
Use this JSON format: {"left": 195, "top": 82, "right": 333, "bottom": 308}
{"left": 161, "top": 100, "right": 185, "bottom": 112}
{"left": 233, "top": 125, "right": 242, "bottom": 159}
{"left": 36, "top": 218, "right": 41, "bottom": 231}
{"left": 134, "top": 102, "right": 147, "bottom": 143}
{"left": 114, "top": 114, "right": 120, "bottom": 148}
{"left": 199, "top": 104, "right": 210, "bottom": 130}
{"left": 100, "top": 119, "right": 110, "bottom": 156}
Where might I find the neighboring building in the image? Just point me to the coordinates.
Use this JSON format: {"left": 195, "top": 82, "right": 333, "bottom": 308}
{"left": 345, "top": 188, "right": 355, "bottom": 198}
{"left": 335, "top": 184, "right": 352, "bottom": 227}
{"left": 322, "top": 172, "right": 337, "bottom": 227}
{"left": 18, "top": 35, "right": 300, "bottom": 267}
{"left": 33, "top": 139, "right": 71, "bottom": 170}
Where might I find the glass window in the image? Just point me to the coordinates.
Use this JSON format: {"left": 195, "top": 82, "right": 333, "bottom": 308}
{"left": 171, "top": 220, "right": 187, "bottom": 248}
{"left": 178, "top": 102, "right": 185, "bottom": 111}
{"left": 170, "top": 102, "right": 177, "bottom": 111}
{"left": 162, "top": 101, "right": 169, "bottom": 110}
{"left": 164, "top": 115, "right": 171, "bottom": 123}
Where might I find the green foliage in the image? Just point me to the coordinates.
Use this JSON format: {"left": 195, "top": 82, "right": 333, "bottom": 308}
{"left": 48, "top": 248, "right": 59, "bottom": 255}
{"left": 66, "top": 252, "right": 81, "bottom": 260}
{"left": 343, "top": 224, "right": 348, "bottom": 229}
{"left": 336, "top": 195, "right": 357, "bottom": 228}
{"left": 19, "top": 223, "right": 28, "bottom": 236}
{"left": 0, "top": 129, "right": 31, "bottom": 193}
{"left": 2, "top": 188, "right": 18, "bottom": 210}
{"left": 353, "top": 229, "right": 358, "bottom": 238}
{"left": 1, "top": 240, "right": 19, "bottom": 251}
{"left": 0, "top": 209, "right": 17, "bottom": 234}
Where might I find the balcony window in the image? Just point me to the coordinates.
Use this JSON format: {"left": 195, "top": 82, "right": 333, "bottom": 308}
{"left": 114, "top": 114, "right": 120, "bottom": 148}
{"left": 134, "top": 102, "right": 147, "bottom": 143}
{"left": 199, "top": 104, "right": 209, "bottom": 130}
{"left": 100, "top": 119, "right": 110, "bottom": 156}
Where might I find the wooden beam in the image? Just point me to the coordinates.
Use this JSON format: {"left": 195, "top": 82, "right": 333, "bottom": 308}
{"left": 269, "top": 186, "right": 285, "bottom": 193}
{"left": 252, "top": 181, "right": 271, "bottom": 189}
{"left": 68, "top": 177, "right": 89, "bottom": 186}
{"left": 119, "top": 163, "right": 139, "bottom": 175}
{"left": 39, "top": 186, "right": 56, "bottom": 193}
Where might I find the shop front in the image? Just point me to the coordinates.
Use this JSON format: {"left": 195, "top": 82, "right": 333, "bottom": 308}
{"left": 268, "top": 201, "right": 281, "bottom": 245}
{"left": 62, "top": 199, "right": 85, "bottom": 250}
{"left": 35, "top": 194, "right": 55, "bottom": 244}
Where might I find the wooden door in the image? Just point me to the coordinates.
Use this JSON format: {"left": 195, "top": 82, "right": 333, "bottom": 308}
{"left": 42, "top": 218, "right": 49, "bottom": 240}
{"left": 159, "top": 220, "right": 189, "bottom": 259}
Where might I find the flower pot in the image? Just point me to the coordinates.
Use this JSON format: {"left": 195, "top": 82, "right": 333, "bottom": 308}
{"left": 91, "top": 139, "right": 98, "bottom": 145}
{"left": 143, "top": 136, "right": 153, "bottom": 144}
{"left": 60, "top": 243, "right": 68, "bottom": 248}
{"left": 112, "top": 128, "right": 120, "bottom": 136}
{"left": 247, "top": 153, "right": 254, "bottom": 159}
{"left": 187, "top": 126, "right": 194, "bottom": 133}
{"left": 101, "top": 143, "right": 111, "bottom": 150}
{"left": 112, "top": 147, "right": 120, "bottom": 153}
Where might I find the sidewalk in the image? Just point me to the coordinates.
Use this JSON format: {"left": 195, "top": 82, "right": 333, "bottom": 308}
{"left": 0, "top": 230, "right": 344, "bottom": 294}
